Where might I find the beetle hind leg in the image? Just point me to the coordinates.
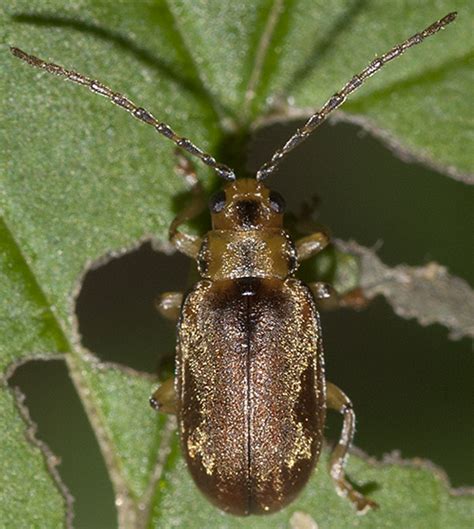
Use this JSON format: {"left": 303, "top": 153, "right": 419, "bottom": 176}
{"left": 150, "top": 377, "right": 177, "bottom": 414}
{"left": 326, "top": 381, "right": 378, "bottom": 514}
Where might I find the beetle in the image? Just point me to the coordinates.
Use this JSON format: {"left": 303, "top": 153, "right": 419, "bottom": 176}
{"left": 11, "top": 11, "right": 457, "bottom": 516}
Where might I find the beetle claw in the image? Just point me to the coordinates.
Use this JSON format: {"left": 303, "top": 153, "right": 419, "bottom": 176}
{"left": 149, "top": 395, "right": 160, "bottom": 411}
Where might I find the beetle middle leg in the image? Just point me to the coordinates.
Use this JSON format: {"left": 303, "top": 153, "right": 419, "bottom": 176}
{"left": 150, "top": 377, "right": 177, "bottom": 414}
{"left": 156, "top": 291, "right": 183, "bottom": 321}
{"left": 307, "top": 281, "right": 339, "bottom": 311}
{"left": 150, "top": 292, "right": 180, "bottom": 413}
{"left": 326, "top": 381, "right": 378, "bottom": 513}
{"left": 150, "top": 292, "right": 182, "bottom": 413}
{"left": 309, "top": 280, "right": 371, "bottom": 311}
{"left": 169, "top": 150, "right": 206, "bottom": 258}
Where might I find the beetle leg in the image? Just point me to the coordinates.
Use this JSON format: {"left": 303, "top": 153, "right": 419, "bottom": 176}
{"left": 308, "top": 281, "right": 337, "bottom": 300}
{"left": 155, "top": 291, "right": 183, "bottom": 322}
{"left": 169, "top": 150, "right": 206, "bottom": 258}
{"left": 149, "top": 377, "right": 177, "bottom": 414}
{"left": 295, "top": 230, "right": 330, "bottom": 261}
{"left": 326, "top": 381, "right": 378, "bottom": 514}
{"left": 309, "top": 283, "right": 371, "bottom": 312}
{"left": 338, "top": 288, "right": 370, "bottom": 311}
{"left": 308, "top": 282, "right": 340, "bottom": 311}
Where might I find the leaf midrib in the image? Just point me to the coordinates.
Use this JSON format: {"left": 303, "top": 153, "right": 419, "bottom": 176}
{"left": 242, "top": 0, "right": 285, "bottom": 118}
{"left": 164, "top": 0, "right": 229, "bottom": 126}
{"left": 0, "top": 214, "right": 71, "bottom": 358}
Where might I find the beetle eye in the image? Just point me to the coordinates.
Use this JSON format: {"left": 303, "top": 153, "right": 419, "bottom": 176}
{"left": 268, "top": 191, "right": 285, "bottom": 213}
{"left": 209, "top": 190, "right": 227, "bottom": 213}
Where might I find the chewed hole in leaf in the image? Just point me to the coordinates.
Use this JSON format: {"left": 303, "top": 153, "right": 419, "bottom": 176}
{"left": 321, "top": 296, "right": 472, "bottom": 488}
{"left": 8, "top": 360, "right": 116, "bottom": 529}
{"left": 75, "top": 241, "right": 190, "bottom": 374}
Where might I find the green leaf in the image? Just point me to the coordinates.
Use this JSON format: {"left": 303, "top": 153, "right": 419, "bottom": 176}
{"left": 1, "top": 0, "right": 472, "bottom": 528}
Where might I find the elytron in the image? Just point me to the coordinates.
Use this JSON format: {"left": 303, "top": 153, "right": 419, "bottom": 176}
{"left": 11, "top": 11, "right": 457, "bottom": 516}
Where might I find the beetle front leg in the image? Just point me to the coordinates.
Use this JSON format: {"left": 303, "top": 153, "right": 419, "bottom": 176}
{"left": 295, "top": 230, "right": 330, "bottom": 261}
{"left": 326, "top": 381, "right": 378, "bottom": 514}
{"left": 156, "top": 291, "right": 183, "bottom": 322}
{"left": 169, "top": 150, "right": 206, "bottom": 258}
{"left": 149, "top": 377, "right": 177, "bottom": 414}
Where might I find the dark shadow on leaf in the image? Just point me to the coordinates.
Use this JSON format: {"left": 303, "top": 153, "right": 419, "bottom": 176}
{"left": 170, "top": 189, "right": 211, "bottom": 236}
{"left": 215, "top": 126, "right": 255, "bottom": 177}
{"left": 352, "top": 479, "right": 380, "bottom": 496}
{"left": 282, "top": 0, "right": 367, "bottom": 96}
{"left": 12, "top": 12, "right": 211, "bottom": 107}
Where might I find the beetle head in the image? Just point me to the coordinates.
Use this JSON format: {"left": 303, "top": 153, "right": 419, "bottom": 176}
{"left": 209, "top": 178, "right": 285, "bottom": 230}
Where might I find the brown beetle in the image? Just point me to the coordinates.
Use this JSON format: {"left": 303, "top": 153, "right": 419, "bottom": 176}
{"left": 11, "top": 11, "right": 457, "bottom": 516}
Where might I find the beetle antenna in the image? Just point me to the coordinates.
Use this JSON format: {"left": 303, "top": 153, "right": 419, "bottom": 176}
{"left": 256, "top": 12, "right": 457, "bottom": 181}
{"left": 10, "top": 47, "right": 236, "bottom": 182}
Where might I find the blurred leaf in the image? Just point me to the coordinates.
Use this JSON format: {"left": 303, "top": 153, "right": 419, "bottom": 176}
{"left": 337, "top": 240, "right": 474, "bottom": 340}
{"left": 1, "top": 0, "right": 472, "bottom": 527}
